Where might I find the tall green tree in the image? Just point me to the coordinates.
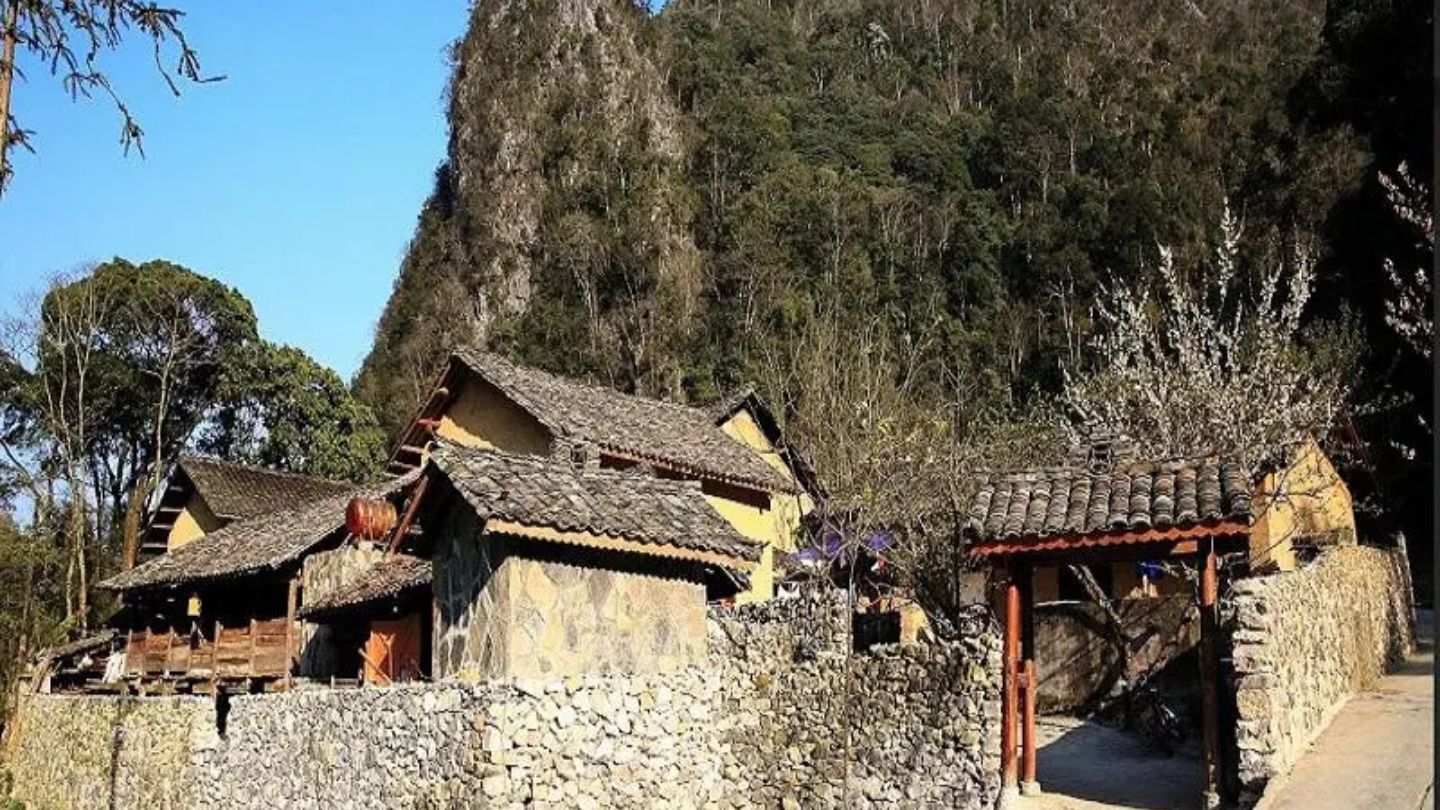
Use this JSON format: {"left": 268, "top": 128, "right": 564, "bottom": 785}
{"left": 200, "top": 342, "right": 386, "bottom": 484}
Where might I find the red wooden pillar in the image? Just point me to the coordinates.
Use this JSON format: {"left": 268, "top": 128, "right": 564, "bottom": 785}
{"left": 1019, "top": 562, "right": 1040, "bottom": 796}
{"left": 1199, "top": 538, "right": 1222, "bottom": 810}
{"left": 1000, "top": 565, "right": 1021, "bottom": 800}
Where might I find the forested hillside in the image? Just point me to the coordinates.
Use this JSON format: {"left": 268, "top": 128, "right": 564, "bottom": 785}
{"left": 356, "top": 0, "right": 1431, "bottom": 591}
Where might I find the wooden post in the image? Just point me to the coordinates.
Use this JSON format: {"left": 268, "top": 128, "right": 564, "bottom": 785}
{"left": 284, "top": 576, "right": 299, "bottom": 690}
{"left": 248, "top": 617, "right": 258, "bottom": 678}
{"left": 1000, "top": 565, "right": 1021, "bottom": 801}
{"left": 1199, "top": 538, "right": 1221, "bottom": 810}
{"left": 1019, "top": 563, "right": 1039, "bottom": 795}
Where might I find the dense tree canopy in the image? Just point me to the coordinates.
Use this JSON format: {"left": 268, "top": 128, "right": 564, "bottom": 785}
{"left": 200, "top": 341, "right": 386, "bottom": 483}
{"left": 0, "top": 259, "right": 384, "bottom": 644}
{"left": 356, "top": 0, "right": 1430, "bottom": 597}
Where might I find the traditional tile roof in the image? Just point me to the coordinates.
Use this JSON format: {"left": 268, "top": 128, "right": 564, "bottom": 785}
{"left": 451, "top": 349, "right": 796, "bottom": 494}
{"left": 964, "top": 456, "right": 1253, "bottom": 544}
{"left": 430, "top": 443, "right": 762, "bottom": 566}
{"left": 103, "top": 473, "right": 417, "bottom": 592}
{"left": 178, "top": 456, "right": 354, "bottom": 520}
{"left": 298, "top": 555, "right": 432, "bottom": 619}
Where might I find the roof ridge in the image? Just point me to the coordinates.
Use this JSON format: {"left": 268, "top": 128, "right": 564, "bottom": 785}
{"left": 453, "top": 348, "right": 711, "bottom": 420}
{"left": 178, "top": 455, "right": 353, "bottom": 488}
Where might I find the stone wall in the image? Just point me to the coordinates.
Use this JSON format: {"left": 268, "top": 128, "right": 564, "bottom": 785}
{"left": 1034, "top": 595, "right": 1199, "bottom": 713}
{"left": 708, "top": 593, "right": 1002, "bottom": 808}
{"left": 300, "top": 543, "right": 387, "bottom": 678}
{"left": 1229, "top": 545, "right": 1414, "bottom": 799}
{"left": 5, "top": 592, "right": 1000, "bottom": 810}
{"left": 432, "top": 503, "right": 707, "bottom": 681}
{"left": 3, "top": 694, "right": 216, "bottom": 810}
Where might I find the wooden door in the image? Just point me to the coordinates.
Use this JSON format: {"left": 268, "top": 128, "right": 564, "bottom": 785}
{"left": 364, "top": 613, "right": 422, "bottom": 685}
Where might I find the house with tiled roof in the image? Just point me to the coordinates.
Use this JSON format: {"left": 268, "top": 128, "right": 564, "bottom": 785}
{"left": 99, "top": 472, "right": 416, "bottom": 689}
{"left": 385, "top": 349, "right": 818, "bottom": 604}
{"left": 291, "top": 441, "right": 761, "bottom": 683}
{"left": 136, "top": 455, "right": 354, "bottom": 561}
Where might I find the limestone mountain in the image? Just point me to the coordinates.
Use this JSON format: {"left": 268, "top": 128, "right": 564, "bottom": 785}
{"left": 355, "top": 0, "right": 1430, "bottom": 585}
{"left": 356, "top": 0, "right": 699, "bottom": 428}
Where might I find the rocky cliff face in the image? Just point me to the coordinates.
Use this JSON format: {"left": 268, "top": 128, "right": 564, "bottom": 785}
{"left": 356, "top": 0, "right": 697, "bottom": 434}
{"left": 358, "top": 0, "right": 1337, "bottom": 444}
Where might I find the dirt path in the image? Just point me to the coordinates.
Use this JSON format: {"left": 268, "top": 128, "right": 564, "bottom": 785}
{"left": 1019, "top": 715, "right": 1204, "bottom": 810}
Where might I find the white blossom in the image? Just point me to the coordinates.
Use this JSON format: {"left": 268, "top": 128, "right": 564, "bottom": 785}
{"left": 1062, "top": 202, "right": 1350, "bottom": 470}
{"left": 1378, "top": 162, "right": 1433, "bottom": 359}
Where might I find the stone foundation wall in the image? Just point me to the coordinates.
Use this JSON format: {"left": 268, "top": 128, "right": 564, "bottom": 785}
{"left": 4, "top": 592, "right": 1000, "bottom": 810}
{"left": 1229, "top": 545, "right": 1414, "bottom": 798}
{"left": 3, "top": 694, "right": 216, "bottom": 810}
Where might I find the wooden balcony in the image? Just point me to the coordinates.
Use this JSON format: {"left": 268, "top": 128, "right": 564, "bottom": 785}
{"left": 123, "top": 618, "right": 294, "bottom": 682}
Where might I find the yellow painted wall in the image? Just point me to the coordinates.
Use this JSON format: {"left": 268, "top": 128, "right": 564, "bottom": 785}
{"left": 1249, "top": 438, "right": 1356, "bottom": 573}
{"left": 715, "top": 409, "right": 815, "bottom": 604}
{"left": 434, "top": 376, "right": 553, "bottom": 456}
{"left": 166, "top": 494, "right": 222, "bottom": 551}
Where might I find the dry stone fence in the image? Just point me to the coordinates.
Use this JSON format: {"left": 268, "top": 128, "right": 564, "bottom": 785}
{"left": 1227, "top": 545, "right": 1415, "bottom": 804}
{"left": 3, "top": 591, "right": 1001, "bottom": 810}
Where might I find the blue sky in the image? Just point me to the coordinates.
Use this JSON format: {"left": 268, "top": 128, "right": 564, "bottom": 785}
{"left": 0, "top": 3, "right": 471, "bottom": 379}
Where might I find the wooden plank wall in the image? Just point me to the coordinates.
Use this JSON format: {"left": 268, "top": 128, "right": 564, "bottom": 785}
{"left": 123, "top": 618, "right": 292, "bottom": 682}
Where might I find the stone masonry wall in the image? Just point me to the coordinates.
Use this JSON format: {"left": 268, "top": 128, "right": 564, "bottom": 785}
{"left": 1034, "top": 595, "right": 1199, "bottom": 713}
{"left": 3, "top": 694, "right": 216, "bottom": 810}
{"left": 5, "top": 591, "right": 1000, "bottom": 810}
{"left": 708, "top": 592, "right": 1002, "bottom": 808}
{"left": 1228, "top": 545, "right": 1414, "bottom": 800}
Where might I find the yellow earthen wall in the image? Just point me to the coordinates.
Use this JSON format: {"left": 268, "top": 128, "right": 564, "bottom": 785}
{"left": 716, "top": 410, "right": 814, "bottom": 604}
{"left": 1249, "top": 438, "right": 1356, "bottom": 573}
{"left": 166, "top": 494, "right": 222, "bottom": 551}
{"left": 434, "top": 377, "right": 553, "bottom": 456}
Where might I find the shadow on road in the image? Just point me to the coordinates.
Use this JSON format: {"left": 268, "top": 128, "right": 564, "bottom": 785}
{"left": 1033, "top": 716, "right": 1202, "bottom": 810}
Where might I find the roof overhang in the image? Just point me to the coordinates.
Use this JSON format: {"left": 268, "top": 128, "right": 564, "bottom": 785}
{"left": 966, "top": 518, "right": 1252, "bottom": 563}
{"left": 485, "top": 518, "right": 759, "bottom": 573}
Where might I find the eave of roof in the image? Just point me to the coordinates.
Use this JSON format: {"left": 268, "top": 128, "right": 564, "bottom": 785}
{"left": 429, "top": 442, "right": 762, "bottom": 571}
{"left": 298, "top": 555, "right": 432, "bottom": 619}
{"left": 103, "top": 471, "right": 418, "bottom": 592}
{"left": 962, "top": 455, "right": 1255, "bottom": 547}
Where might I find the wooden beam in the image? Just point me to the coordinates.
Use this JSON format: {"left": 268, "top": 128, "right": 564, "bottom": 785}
{"left": 1001, "top": 568, "right": 1021, "bottom": 795}
{"left": 284, "top": 576, "right": 299, "bottom": 690}
{"left": 385, "top": 477, "right": 430, "bottom": 557}
{"left": 1020, "top": 564, "right": 1038, "bottom": 795}
{"left": 1199, "top": 538, "right": 1222, "bottom": 809}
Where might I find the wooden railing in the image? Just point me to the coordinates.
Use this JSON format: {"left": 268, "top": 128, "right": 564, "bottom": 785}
{"left": 123, "top": 618, "right": 293, "bottom": 681}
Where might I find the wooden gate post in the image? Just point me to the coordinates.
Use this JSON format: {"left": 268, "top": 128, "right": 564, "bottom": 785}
{"left": 1020, "top": 562, "right": 1040, "bottom": 796}
{"left": 1000, "top": 564, "right": 1021, "bottom": 806}
{"left": 1199, "top": 538, "right": 1221, "bottom": 810}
